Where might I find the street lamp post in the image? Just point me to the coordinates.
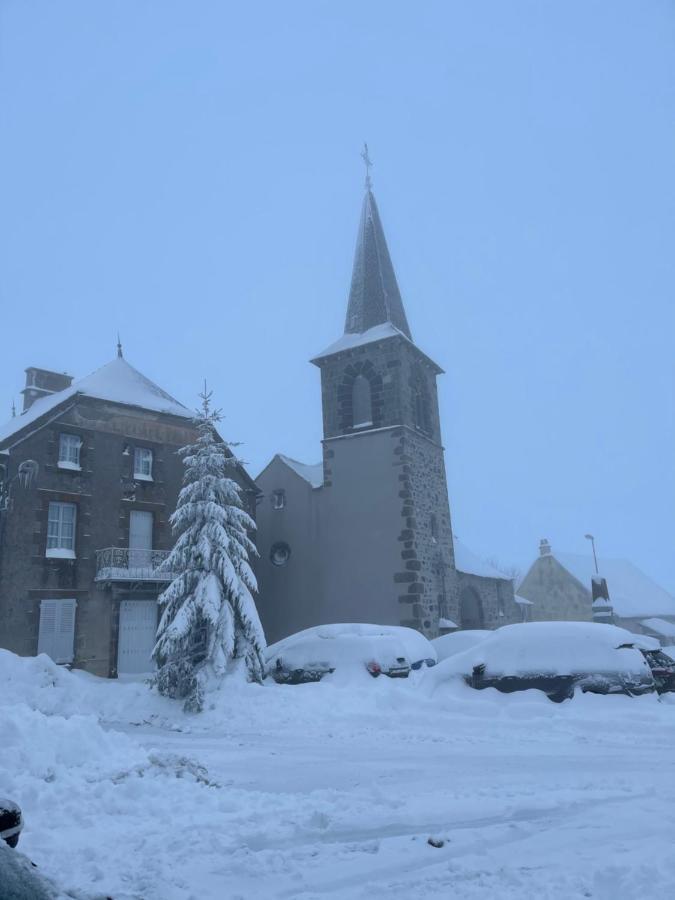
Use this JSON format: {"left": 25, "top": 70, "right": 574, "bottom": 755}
{"left": 584, "top": 533, "right": 599, "bottom": 574}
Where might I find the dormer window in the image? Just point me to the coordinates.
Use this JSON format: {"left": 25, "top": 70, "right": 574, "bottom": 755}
{"left": 58, "top": 434, "right": 81, "bottom": 470}
{"left": 134, "top": 447, "right": 153, "bottom": 481}
{"left": 272, "top": 490, "right": 286, "bottom": 510}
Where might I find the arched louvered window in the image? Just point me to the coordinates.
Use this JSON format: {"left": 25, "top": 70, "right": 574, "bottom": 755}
{"left": 413, "top": 374, "right": 431, "bottom": 435}
{"left": 352, "top": 374, "right": 373, "bottom": 428}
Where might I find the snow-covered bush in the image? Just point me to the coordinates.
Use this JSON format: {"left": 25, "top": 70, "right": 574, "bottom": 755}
{"left": 153, "top": 388, "right": 266, "bottom": 710}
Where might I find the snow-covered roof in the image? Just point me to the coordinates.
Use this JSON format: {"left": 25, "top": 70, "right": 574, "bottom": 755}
{"left": 514, "top": 595, "right": 534, "bottom": 606}
{"left": 0, "top": 357, "right": 191, "bottom": 446}
{"left": 278, "top": 455, "right": 323, "bottom": 488}
{"left": 553, "top": 552, "right": 675, "bottom": 619}
{"left": 438, "top": 617, "right": 458, "bottom": 630}
{"left": 311, "top": 322, "right": 407, "bottom": 362}
{"left": 454, "top": 539, "right": 511, "bottom": 581}
{"left": 640, "top": 618, "right": 675, "bottom": 638}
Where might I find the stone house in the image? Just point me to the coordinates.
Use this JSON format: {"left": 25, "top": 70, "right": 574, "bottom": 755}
{"left": 517, "top": 539, "right": 675, "bottom": 643}
{"left": 255, "top": 184, "right": 522, "bottom": 644}
{"left": 0, "top": 350, "right": 257, "bottom": 677}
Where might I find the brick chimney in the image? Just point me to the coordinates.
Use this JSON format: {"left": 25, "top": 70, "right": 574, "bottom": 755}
{"left": 21, "top": 367, "right": 73, "bottom": 412}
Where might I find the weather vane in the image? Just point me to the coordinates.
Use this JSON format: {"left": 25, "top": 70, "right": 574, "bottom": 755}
{"left": 361, "top": 142, "right": 373, "bottom": 190}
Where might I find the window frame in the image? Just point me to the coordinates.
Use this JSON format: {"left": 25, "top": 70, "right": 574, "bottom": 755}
{"left": 133, "top": 447, "right": 154, "bottom": 481}
{"left": 46, "top": 501, "right": 77, "bottom": 559}
{"left": 272, "top": 490, "right": 286, "bottom": 510}
{"left": 58, "top": 433, "right": 82, "bottom": 470}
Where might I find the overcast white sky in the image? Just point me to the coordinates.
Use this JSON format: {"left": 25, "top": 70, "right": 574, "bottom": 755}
{"left": 1, "top": 1, "right": 673, "bottom": 591}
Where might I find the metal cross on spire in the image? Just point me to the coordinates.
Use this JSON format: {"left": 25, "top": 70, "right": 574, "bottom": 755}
{"left": 361, "top": 142, "right": 373, "bottom": 190}
{"left": 116, "top": 334, "right": 123, "bottom": 358}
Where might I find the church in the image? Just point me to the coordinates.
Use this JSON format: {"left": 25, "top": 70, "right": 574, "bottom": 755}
{"left": 255, "top": 172, "right": 523, "bottom": 643}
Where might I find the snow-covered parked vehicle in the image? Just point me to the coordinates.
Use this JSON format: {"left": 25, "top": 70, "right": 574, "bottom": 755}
{"left": 266, "top": 623, "right": 435, "bottom": 683}
{"left": 431, "top": 629, "right": 491, "bottom": 663}
{"left": 432, "top": 622, "right": 659, "bottom": 702}
{"left": 383, "top": 625, "right": 437, "bottom": 670}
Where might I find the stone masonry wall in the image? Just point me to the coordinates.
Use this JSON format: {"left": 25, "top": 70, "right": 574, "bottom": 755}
{"left": 392, "top": 426, "right": 458, "bottom": 638}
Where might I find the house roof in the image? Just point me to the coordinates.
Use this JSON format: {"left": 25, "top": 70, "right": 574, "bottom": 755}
{"left": 553, "top": 552, "right": 675, "bottom": 619}
{"left": 454, "top": 539, "right": 511, "bottom": 581}
{"left": 0, "top": 357, "right": 191, "bottom": 446}
{"left": 641, "top": 618, "right": 675, "bottom": 638}
{"left": 344, "top": 189, "right": 412, "bottom": 340}
{"left": 277, "top": 455, "right": 324, "bottom": 488}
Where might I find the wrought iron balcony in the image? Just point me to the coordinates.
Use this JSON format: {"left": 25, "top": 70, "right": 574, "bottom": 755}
{"left": 95, "top": 548, "right": 175, "bottom": 583}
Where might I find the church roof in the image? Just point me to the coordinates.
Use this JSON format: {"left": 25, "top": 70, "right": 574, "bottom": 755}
{"left": 454, "top": 538, "right": 512, "bottom": 581}
{"left": 0, "top": 356, "right": 191, "bottom": 446}
{"left": 278, "top": 455, "right": 324, "bottom": 488}
{"left": 344, "top": 189, "right": 412, "bottom": 340}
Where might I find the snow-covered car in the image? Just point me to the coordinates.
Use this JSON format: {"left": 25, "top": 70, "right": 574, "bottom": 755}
{"left": 381, "top": 625, "right": 437, "bottom": 670}
{"left": 640, "top": 647, "right": 675, "bottom": 693}
{"left": 432, "top": 622, "right": 658, "bottom": 702}
{"left": 431, "top": 629, "right": 491, "bottom": 663}
{"left": 266, "top": 623, "right": 432, "bottom": 683}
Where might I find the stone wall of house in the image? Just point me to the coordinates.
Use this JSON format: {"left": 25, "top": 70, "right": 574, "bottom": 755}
{"left": 517, "top": 555, "right": 593, "bottom": 622}
{"left": 0, "top": 397, "right": 254, "bottom": 677}
{"left": 455, "top": 570, "right": 520, "bottom": 629}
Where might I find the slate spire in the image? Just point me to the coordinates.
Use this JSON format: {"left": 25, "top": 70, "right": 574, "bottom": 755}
{"left": 344, "top": 186, "right": 412, "bottom": 340}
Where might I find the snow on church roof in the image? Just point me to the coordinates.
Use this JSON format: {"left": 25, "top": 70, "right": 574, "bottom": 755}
{"left": 553, "top": 552, "right": 675, "bottom": 619}
{"left": 453, "top": 539, "right": 512, "bottom": 581}
{"left": 0, "top": 357, "right": 191, "bottom": 446}
{"left": 278, "top": 455, "right": 324, "bottom": 488}
{"left": 311, "top": 321, "right": 407, "bottom": 362}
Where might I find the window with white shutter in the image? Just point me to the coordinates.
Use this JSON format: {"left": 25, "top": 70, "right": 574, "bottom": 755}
{"left": 38, "top": 598, "right": 76, "bottom": 664}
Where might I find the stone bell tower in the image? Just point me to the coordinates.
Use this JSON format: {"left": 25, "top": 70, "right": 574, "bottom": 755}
{"left": 309, "top": 177, "right": 458, "bottom": 636}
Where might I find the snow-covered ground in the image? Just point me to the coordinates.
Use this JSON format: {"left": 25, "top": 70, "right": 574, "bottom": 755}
{"left": 2, "top": 650, "right": 675, "bottom": 899}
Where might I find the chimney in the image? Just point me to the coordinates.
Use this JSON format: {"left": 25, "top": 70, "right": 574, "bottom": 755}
{"left": 539, "top": 538, "right": 552, "bottom": 557}
{"left": 21, "top": 367, "right": 73, "bottom": 412}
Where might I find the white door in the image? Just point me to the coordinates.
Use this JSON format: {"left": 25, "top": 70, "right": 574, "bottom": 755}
{"left": 129, "top": 510, "right": 153, "bottom": 570}
{"left": 117, "top": 600, "right": 158, "bottom": 674}
{"left": 38, "top": 598, "right": 77, "bottom": 664}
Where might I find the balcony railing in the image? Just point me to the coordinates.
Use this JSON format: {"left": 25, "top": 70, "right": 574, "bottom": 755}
{"left": 95, "top": 548, "right": 175, "bottom": 583}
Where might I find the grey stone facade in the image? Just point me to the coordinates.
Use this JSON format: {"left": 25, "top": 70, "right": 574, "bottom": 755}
{"left": 0, "top": 358, "right": 256, "bottom": 677}
{"left": 517, "top": 553, "right": 593, "bottom": 623}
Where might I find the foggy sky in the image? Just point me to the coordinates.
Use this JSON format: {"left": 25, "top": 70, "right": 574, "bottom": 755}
{"left": 1, "top": 1, "right": 673, "bottom": 591}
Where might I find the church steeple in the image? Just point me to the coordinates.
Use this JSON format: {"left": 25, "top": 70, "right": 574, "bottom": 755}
{"left": 344, "top": 186, "right": 412, "bottom": 341}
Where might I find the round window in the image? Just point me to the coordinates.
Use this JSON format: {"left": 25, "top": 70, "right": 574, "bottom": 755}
{"left": 270, "top": 542, "right": 291, "bottom": 567}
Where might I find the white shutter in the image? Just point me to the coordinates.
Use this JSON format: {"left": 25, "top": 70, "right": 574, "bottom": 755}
{"left": 37, "top": 600, "right": 58, "bottom": 658}
{"left": 38, "top": 599, "right": 76, "bottom": 664}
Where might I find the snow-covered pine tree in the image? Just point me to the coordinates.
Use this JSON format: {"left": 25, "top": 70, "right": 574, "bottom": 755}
{"left": 153, "top": 386, "right": 266, "bottom": 710}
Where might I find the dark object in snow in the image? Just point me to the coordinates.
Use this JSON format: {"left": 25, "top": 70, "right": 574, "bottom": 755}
{"left": 640, "top": 648, "right": 675, "bottom": 693}
{"left": 0, "top": 798, "right": 23, "bottom": 848}
{"left": 427, "top": 837, "right": 445, "bottom": 848}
